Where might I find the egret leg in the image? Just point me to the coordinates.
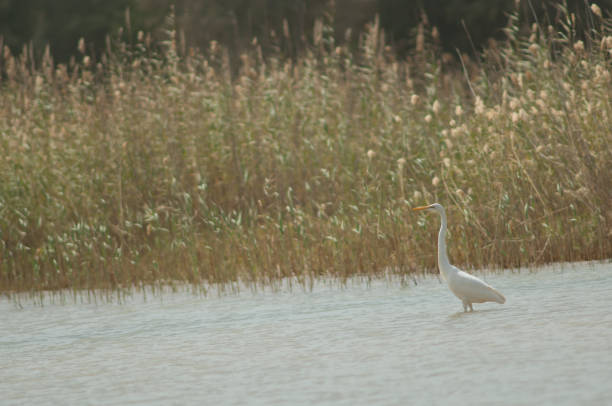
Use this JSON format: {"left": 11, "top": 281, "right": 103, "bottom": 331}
{"left": 462, "top": 301, "right": 469, "bottom": 312}
{"left": 468, "top": 303, "right": 473, "bottom": 312}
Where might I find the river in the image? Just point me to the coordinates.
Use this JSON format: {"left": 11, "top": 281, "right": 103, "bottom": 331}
{"left": 1, "top": 261, "right": 611, "bottom": 405}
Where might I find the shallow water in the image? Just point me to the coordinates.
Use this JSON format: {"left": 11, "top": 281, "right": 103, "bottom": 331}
{"left": 2, "top": 262, "right": 612, "bottom": 405}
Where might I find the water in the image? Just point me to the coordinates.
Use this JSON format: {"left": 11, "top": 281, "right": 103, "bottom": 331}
{"left": 2, "top": 262, "right": 612, "bottom": 406}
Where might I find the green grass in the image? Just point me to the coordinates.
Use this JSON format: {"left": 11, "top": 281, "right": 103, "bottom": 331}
{"left": 1, "top": 9, "right": 611, "bottom": 295}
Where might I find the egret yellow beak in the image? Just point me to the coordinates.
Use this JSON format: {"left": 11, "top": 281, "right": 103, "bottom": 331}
{"left": 412, "top": 205, "right": 431, "bottom": 211}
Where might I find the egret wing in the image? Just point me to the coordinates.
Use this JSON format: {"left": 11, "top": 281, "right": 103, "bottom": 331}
{"left": 452, "top": 271, "right": 506, "bottom": 304}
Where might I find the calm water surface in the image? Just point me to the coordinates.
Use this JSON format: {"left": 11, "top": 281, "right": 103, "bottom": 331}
{"left": 2, "top": 262, "right": 612, "bottom": 405}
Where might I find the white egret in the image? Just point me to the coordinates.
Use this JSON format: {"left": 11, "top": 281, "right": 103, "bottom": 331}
{"left": 413, "top": 203, "right": 505, "bottom": 312}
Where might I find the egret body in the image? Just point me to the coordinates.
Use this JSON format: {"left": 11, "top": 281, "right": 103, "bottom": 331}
{"left": 413, "top": 203, "right": 505, "bottom": 312}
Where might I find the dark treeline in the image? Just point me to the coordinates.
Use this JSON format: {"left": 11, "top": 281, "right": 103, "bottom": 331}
{"left": 1, "top": 0, "right": 610, "bottom": 64}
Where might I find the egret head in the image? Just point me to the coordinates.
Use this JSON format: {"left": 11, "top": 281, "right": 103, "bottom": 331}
{"left": 412, "top": 203, "right": 445, "bottom": 213}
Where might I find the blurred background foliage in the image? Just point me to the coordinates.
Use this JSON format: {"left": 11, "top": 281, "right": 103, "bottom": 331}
{"left": 1, "top": 0, "right": 610, "bottom": 65}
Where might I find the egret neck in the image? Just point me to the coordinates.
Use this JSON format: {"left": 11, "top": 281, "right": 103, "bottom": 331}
{"left": 436, "top": 207, "right": 454, "bottom": 280}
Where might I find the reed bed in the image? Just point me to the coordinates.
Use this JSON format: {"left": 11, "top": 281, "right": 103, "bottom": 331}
{"left": 1, "top": 8, "right": 611, "bottom": 295}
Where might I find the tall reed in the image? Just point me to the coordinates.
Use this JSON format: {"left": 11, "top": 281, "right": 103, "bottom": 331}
{"left": 1, "top": 6, "right": 611, "bottom": 295}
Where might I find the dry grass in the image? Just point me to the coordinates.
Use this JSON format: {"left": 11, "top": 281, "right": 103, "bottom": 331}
{"left": 1, "top": 8, "right": 611, "bottom": 295}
